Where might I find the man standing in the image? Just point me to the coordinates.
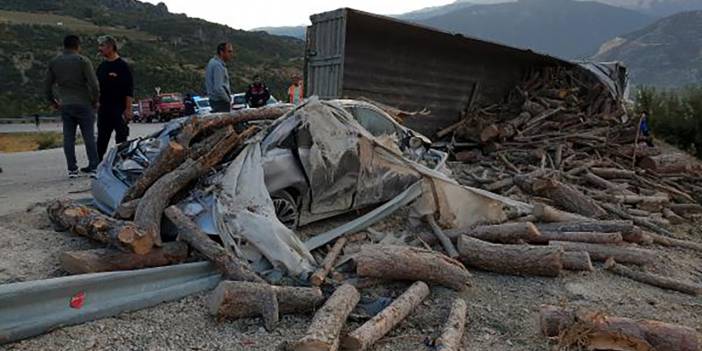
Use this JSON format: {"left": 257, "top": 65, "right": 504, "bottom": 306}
{"left": 287, "top": 76, "right": 304, "bottom": 105}
{"left": 96, "top": 35, "right": 134, "bottom": 161}
{"left": 639, "top": 111, "right": 655, "bottom": 147}
{"left": 206, "top": 42, "right": 234, "bottom": 113}
{"left": 44, "top": 35, "right": 100, "bottom": 178}
{"left": 245, "top": 75, "right": 270, "bottom": 108}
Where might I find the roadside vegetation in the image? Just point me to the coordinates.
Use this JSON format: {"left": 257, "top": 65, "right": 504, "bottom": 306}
{"left": 635, "top": 85, "right": 702, "bottom": 158}
{"left": 0, "top": 132, "right": 82, "bottom": 152}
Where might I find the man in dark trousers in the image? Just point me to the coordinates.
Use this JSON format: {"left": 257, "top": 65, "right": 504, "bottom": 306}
{"left": 44, "top": 35, "right": 100, "bottom": 178}
{"left": 245, "top": 75, "right": 270, "bottom": 108}
{"left": 96, "top": 35, "right": 134, "bottom": 161}
{"left": 205, "top": 42, "right": 234, "bottom": 113}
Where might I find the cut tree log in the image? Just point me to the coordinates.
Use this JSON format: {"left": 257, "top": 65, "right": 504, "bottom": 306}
{"left": 614, "top": 194, "right": 669, "bottom": 205}
{"left": 434, "top": 298, "right": 468, "bottom": 351}
{"left": 480, "top": 124, "right": 500, "bottom": 143}
{"left": 590, "top": 167, "right": 635, "bottom": 179}
{"left": 60, "top": 241, "right": 188, "bottom": 274}
{"left": 518, "top": 176, "right": 606, "bottom": 218}
{"left": 549, "top": 241, "right": 655, "bottom": 266}
{"left": 208, "top": 281, "right": 324, "bottom": 322}
{"left": 662, "top": 208, "right": 686, "bottom": 225}
{"left": 529, "top": 231, "right": 623, "bottom": 244}
{"left": 426, "top": 215, "right": 459, "bottom": 258}
{"left": 535, "top": 220, "right": 646, "bottom": 244}
{"left": 341, "top": 281, "right": 430, "bottom": 351}
{"left": 539, "top": 305, "right": 700, "bottom": 351}
{"left": 533, "top": 204, "right": 591, "bottom": 223}
{"left": 120, "top": 141, "right": 187, "bottom": 203}
{"left": 164, "top": 206, "right": 264, "bottom": 283}
{"left": 669, "top": 203, "right": 702, "bottom": 215}
{"left": 310, "top": 237, "right": 348, "bottom": 287}
{"left": 562, "top": 251, "right": 594, "bottom": 271}
{"left": 291, "top": 283, "right": 360, "bottom": 351}
{"left": 420, "top": 222, "right": 541, "bottom": 245}
{"left": 114, "top": 198, "right": 140, "bottom": 220}
{"left": 646, "top": 232, "right": 702, "bottom": 252}
{"left": 135, "top": 127, "right": 256, "bottom": 246}
{"left": 355, "top": 245, "right": 471, "bottom": 291}
{"left": 457, "top": 236, "right": 563, "bottom": 277}
{"left": 640, "top": 153, "right": 693, "bottom": 174}
{"left": 605, "top": 258, "right": 701, "bottom": 296}
{"left": 207, "top": 281, "right": 279, "bottom": 331}
{"left": 47, "top": 198, "right": 153, "bottom": 255}
{"left": 583, "top": 172, "right": 630, "bottom": 192}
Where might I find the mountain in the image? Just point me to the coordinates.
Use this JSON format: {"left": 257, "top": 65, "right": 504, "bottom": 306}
{"left": 251, "top": 26, "right": 306, "bottom": 40}
{"left": 417, "top": 0, "right": 653, "bottom": 58}
{"left": 592, "top": 0, "right": 702, "bottom": 17}
{"left": 594, "top": 10, "right": 702, "bottom": 88}
{"left": 0, "top": 0, "right": 304, "bottom": 117}
{"left": 395, "top": 0, "right": 476, "bottom": 21}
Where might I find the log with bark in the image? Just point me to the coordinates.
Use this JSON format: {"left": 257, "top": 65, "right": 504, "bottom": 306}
{"left": 310, "top": 237, "right": 347, "bottom": 287}
{"left": 562, "top": 251, "right": 594, "bottom": 271}
{"left": 516, "top": 176, "right": 606, "bottom": 218}
{"left": 135, "top": 127, "right": 256, "bottom": 246}
{"left": 164, "top": 206, "right": 264, "bottom": 282}
{"left": 426, "top": 215, "right": 459, "bottom": 258}
{"left": 532, "top": 204, "right": 592, "bottom": 223}
{"left": 590, "top": 167, "right": 635, "bottom": 179}
{"left": 647, "top": 232, "right": 702, "bottom": 252}
{"left": 640, "top": 153, "right": 693, "bottom": 174}
{"left": 60, "top": 241, "right": 188, "bottom": 274}
{"left": 535, "top": 220, "right": 646, "bottom": 244}
{"left": 434, "top": 298, "right": 468, "bottom": 351}
{"left": 548, "top": 241, "right": 655, "bottom": 266}
{"left": 528, "top": 231, "right": 623, "bottom": 244}
{"left": 419, "top": 222, "right": 541, "bottom": 246}
{"left": 457, "top": 236, "right": 563, "bottom": 277}
{"left": 539, "top": 305, "right": 700, "bottom": 351}
{"left": 355, "top": 245, "right": 471, "bottom": 291}
{"left": 605, "top": 258, "right": 701, "bottom": 296}
{"left": 291, "top": 283, "right": 360, "bottom": 351}
{"left": 47, "top": 198, "right": 153, "bottom": 255}
{"left": 208, "top": 281, "right": 324, "bottom": 328}
{"left": 341, "top": 281, "right": 430, "bottom": 351}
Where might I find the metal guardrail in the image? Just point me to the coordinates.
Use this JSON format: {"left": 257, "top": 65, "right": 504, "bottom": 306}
{"left": 0, "top": 262, "right": 221, "bottom": 345}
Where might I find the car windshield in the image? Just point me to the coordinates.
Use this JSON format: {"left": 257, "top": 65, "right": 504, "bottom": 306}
{"left": 161, "top": 95, "right": 179, "bottom": 103}
{"left": 196, "top": 99, "right": 210, "bottom": 107}
{"left": 233, "top": 95, "right": 246, "bottom": 104}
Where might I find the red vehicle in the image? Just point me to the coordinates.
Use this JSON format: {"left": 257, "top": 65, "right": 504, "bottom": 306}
{"left": 137, "top": 93, "right": 185, "bottom": 122}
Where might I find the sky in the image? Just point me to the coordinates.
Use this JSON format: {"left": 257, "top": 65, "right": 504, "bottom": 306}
{"left": 142, "top": 0, "right": 456, "bottom": 30}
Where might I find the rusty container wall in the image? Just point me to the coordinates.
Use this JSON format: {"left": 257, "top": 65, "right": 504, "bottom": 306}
{"left": 305, "top": 9, "right": 347, "bottom": 99}
{"left": 306, "top": 8, "right": 570, "bottom": 137}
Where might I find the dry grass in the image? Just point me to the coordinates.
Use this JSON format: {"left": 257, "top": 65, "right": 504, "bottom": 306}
{"left": 0, "top": 132, "right": 82, "bottom": 152}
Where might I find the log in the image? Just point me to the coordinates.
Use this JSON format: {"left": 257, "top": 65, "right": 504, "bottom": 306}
{"left": 605, "top": 258, "right": 701, "bottom": 296}
{"left": 562, "top": 251, "right": 594, "bottom": 271}
{"left": 421, "top": 222, "right": 541, "bottom": 245}
{"left": 120, "top": 141, "right": 187, "bottom": 203}
{"left": 662, "top": 208, "right": 686, "bottom": 225}
{"left": 355, "top": 245, "right": 471, "bottom": 291}
{"left": 484, "top": 177, "right": 514, "bottom": 192}
{"left": 457, "top": 236, "right": 563, "bottom": 277}
{"left": 535, "top": 220, "right": 646, "bottom": 244}
{"left": 207, "top": 281, "right": 279, "bottom": 331}
{"left": 426, "top": 215, "right": 459, "bottom": 258}
{"left": 60, "top": 242, "right": 188, "bottom": 274}
{"left": 47, "top": 198, "right": 153, "bottom": 255}
{"left": 669, "top": 203, "right": 702, "bottom": 216}
{"left": 525, "top": 177, "right": 606, "bottom": 218}
{"left": 549, "top": 241, "right": 655, "bottom": 266}
{"left": 434, "top": 298, "right": 468, "bottom": 351}
{"left": 291, "top": 283, "right": 360, "bottom": 351}
{"left": 614, "top": 194, "right": 669, "bottom": 205}
{"left": 164, "top": 206, "right": 264, "bottom": 282}
{"left": 114, "top": 198, "right": 139, "bottom": 220}
{"left": 539, "top": 305, "right": 700, "bottom": 351}
{"left": 209, "top": 281, "right": 324, "bottom": 320}
{"left": 310, "top": 237, "right": 347, "bottom": 287}
{"left": 647, "top": 232, "right": 702, "bottom": 252}
{"left": 590, "top": 167, "right": 635, "bottom": 179}
{"left": 529, "top": 231, "right": 623, "bottom": 244}
{"left": 583, "top": 172, "right": 629, "bottom": 192}
{"left": 480, "top": 124, "right": 500, "bottom": 143}
{"left": 640, "top": 153, "right": 693, "bottom": 174}
{"left": 135, "top": 127, "right": 256, "bottom": 246}
{"left": 341, "top": 281, "right": 430, "bottom": 351}
{"left": 533, "top": 204, "right": 591, "bottom": 223}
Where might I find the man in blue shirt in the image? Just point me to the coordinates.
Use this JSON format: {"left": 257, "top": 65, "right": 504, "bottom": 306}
{"left": 639, "top": 111, "right": 655, "bottom": 147}
{"left": 205, "top": 43, "right": 234, "bottom": 113}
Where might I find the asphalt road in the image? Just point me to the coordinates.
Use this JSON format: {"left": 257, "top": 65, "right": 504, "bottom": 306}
{"left": 0, "top": 123, "right": 164, "bottom": 215}
{"left": 0, "top": 122, "right": 164, "bottom": 134}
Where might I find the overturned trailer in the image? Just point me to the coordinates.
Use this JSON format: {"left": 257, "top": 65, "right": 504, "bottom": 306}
{"left": 304, "top": 8, "right": 628, "bottom": 137}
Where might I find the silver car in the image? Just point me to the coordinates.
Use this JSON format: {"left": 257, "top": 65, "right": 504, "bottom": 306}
{"left": 92, "top": 100, "right": 447, "bottom": 231}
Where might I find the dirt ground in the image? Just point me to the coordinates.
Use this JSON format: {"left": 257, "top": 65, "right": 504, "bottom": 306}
{"left": 1, "top": 146, "right": 701, "bottom": 350}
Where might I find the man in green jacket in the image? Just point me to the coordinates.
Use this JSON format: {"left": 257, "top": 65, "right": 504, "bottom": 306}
{"left": 44, "top": 35, "right": 100, "bottom": 178}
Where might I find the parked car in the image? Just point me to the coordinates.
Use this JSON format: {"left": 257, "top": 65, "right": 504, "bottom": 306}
{"left": 231, "top": 93, "right": 280, "bottom": 110}
{"left": 92, "top": 99, "right": 448, "bottom": 231}
{"left": 192, "top": 96, "right": 212, "bottom": 115}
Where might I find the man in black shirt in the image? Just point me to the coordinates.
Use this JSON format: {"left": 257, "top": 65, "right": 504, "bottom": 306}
{"left": 96, "top": 35, "right": 134, "bottom": 161}
{"left": 245, "top": 75, "right": 270, "bottom": 108}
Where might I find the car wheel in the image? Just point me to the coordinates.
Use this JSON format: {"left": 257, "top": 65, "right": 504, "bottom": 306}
{"left": 271, "top": 190, "right": 298, "bottom": 229}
